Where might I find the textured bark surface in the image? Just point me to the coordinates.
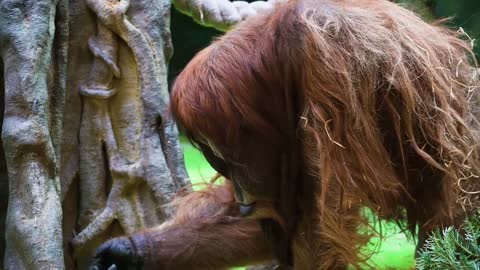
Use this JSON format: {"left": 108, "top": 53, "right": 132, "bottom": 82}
{"left": 0, "top": 55, "right": 6, "bottom": 270}
{"left": 0, "top": 1, "right": 68, "bottom": 269}
{"left": 63, "top": 0, "right": 189, "bottom": 268}
{"left": 0, "top": 0, "right": 188, "bottom": 269}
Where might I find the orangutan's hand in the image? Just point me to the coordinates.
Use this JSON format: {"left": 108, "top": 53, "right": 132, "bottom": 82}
{"left": 88, "top": 237, "right": 143, "bottom": 270}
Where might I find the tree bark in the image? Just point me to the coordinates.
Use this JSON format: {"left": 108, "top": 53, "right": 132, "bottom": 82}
{"left": 0, "top": 48, "right": 7, "bottom": 270}
{"left": 0, "top": 0, "right": 188, "bottom": 269}
{"left": 0, "top": 1, "right": 68, "bottom": 269}
{"left": 62, "top": 0, "right": 189, "bottom": 268}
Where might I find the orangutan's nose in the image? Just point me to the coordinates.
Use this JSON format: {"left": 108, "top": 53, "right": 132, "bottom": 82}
{"left": 239, "top": 203, "right": 255, "bottom": 217}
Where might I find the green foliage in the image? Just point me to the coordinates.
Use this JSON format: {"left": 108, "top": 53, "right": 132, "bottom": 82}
{"left": 434, "top": 0, "right": 480, "bottom": 60}
{"left": 395, "top": 0, "right": 436, "bottom": 21}
{"left": 417, "top": 213, "right": 480, "bottom": 270}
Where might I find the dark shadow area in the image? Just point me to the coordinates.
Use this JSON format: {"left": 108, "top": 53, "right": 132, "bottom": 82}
{"left": 168, "top": 7, "right": 221, "bottom": 83}
{"left": 434, "top": 0, "right": 480, "bottom": 59}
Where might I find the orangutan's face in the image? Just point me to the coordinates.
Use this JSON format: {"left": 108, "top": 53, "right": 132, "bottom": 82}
{"left": 196, "top": 135, "right": 282, "bottom": 213}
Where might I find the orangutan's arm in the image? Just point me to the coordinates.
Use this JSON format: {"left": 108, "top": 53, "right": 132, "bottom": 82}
{"left": 89, "top": 182, "right": 273, "bottom": 270}
{"left": 133, "top": 214, "right": 272, "bottom": 269}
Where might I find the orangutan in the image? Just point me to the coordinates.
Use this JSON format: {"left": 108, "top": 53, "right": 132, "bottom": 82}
{"left": 89, "top": 0, "right": 480, "bottom": 269}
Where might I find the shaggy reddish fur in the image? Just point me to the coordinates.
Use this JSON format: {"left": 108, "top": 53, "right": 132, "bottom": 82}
{"left": 129, "top": 181, "right": 274, "bottom": 269}
{"left": 93, "top": 0, "right": 480, "bottom": 269}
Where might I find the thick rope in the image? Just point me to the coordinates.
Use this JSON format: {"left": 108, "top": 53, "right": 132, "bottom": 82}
{"left": 173, "top": 0, "right": 286, "bottom": 31}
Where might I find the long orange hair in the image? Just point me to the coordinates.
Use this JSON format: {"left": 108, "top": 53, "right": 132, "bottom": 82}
{"left": 171, "top": 0, "right": 480, "bottom": 266}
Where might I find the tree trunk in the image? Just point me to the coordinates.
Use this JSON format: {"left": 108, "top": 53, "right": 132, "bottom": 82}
{"left": 0, "top": 49, "right": 7, "bottom": 270}
{"left": 0, "top": 0, "right": 188, "bottom": 269}
{"left": 0, "top": 1, "right": 67, "bottom": 268}
{"left": 63, "top": 0, "right": 189, "bottom": 268}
